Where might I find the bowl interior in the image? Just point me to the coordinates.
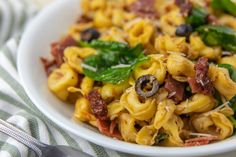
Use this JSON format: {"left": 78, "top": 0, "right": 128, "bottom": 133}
{"left": 17, "top": 0, "right": 100, "bottom": 131}
{"left": 17, "top": 0, "right": 236, "bottom": 156}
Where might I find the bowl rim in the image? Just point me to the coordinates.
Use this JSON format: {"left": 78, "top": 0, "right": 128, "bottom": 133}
{"left": 17, "top": 0, "right": 236, "bottom": 156}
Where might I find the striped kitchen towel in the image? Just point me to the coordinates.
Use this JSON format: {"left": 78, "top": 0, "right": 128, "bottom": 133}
{"left": 0, "top": 0, "right": 129, "bottom": 157}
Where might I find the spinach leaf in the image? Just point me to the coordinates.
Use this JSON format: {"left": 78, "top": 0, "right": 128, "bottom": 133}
{"left": 218, "top": 64, "right": 236, "bottom": 82}
{"left": 211, "top": 0, "right": 222, "bottom": 10}
{"left": 229, "top": 95, "right": 236, "bottom": 112}
{"left": 80, "top": 40, "right": 129, "bottom": 52}
{"left": 155, "top": 133, "right": 169, "bottom": 145}
{"left": 229, "top": 116, "right": 236, "bottom": 129}
{"left": 228, "top": 95, "right": 236, "bottom": 129}
{"left": 186, "top": 6, "right": 208, "bottom": 28}
{"left": 226, "top": 95, "right": 236, "bottom": 129}
{"left": 80, "top": 40, "right": 148, "bottom": 84}
{"left": 197, "top": 25, "right": 236, "bottom": 53}
{"left": 214, "top": 90, "right": 223, "bottom": 106}
{"left": 211, "top": 0, "right": 236, "bottom": 16}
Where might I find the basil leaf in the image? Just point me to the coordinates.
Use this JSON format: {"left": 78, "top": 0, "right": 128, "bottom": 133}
{"left": 229, "top": 116, "right": 236, "bottom": 129}
{"left": 229, "top": 95, "right": 236, "bottom": 112}
{"left": 211, "top": 0, "right": 236, "bottom": 16}
{"left": 197, "top": 25, "right": 236, "bottom": 53}
{"left": 227, "top": 95, "right": 236, "bottom": 129}
{"left": 218, "top": 64, "right": 236, "bottom": 82}
{"left": 155, "top": 133, "right": 169, "bottom": 145}
{"left": 81, "top": 40, "right": 148, "bottom": 84}
{"left": 214, "top": 90, "right": 223, "bottom": 106}
{"left": 186, "top": 6, "right": 208, "bottom": 28}
{"left": 80, "top": 40, "right": 129, "bottom": 52}
{"left": 211, "top": 0, "right": 223, "bottom": 10}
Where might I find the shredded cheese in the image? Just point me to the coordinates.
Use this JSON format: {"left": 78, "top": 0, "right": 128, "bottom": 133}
{"left": 204, "top": 101, "right": 229, "bottom": 116}
{"left": 111, "top": 64, "right": 131, "bottom": 69}
{"left": 189, "top": 132, "right": 214, "bottom": 137}
{"left": 168, "top": 91, "right": 176, "bottom": 98}
{"left": 81, "top": 63, "right": 97, "bottom": 72}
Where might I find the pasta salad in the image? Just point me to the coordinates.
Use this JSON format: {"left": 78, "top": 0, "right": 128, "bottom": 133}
{"left": 41, "top": 0, "right": 236, "bottom": 147}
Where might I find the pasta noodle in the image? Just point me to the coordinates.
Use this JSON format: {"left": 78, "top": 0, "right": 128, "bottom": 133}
{"left": 119, "top": 113, "right": 137, "bottom": 142}
{"left": 107, "top": 101, "right": 124, "bottom": 120}
{"left": 167, "top": 53, "right": 195, "bottom": 82}
{"left": 175, "top": 94, "right": 216, "bottom": 114}
{"left": 134, "top": 54, "right": 166, "bottom": 84}
{"left": 136, "top": 125, "right": 158, "bottom": 145}
{"left": 209, "top": 65, "right": 236, "bottom": 100}
{"left": 48, "top": 64, "right": 78, "bottom": 101}
{"left": 154, "top": 99, "right": 176, "bottom": 130}
{"left": 64, "top": 47, "right": 96, "bottom": 73}
{"left": 160, "top": 9, "right": 184, "bottom": 35}
{"left": 44, "top": 0, "right": 236, "bottom": 147}
{"left": 161, "top": 115, "right": 184, "bottom": 146}
{"left": 210, "top": 112, "right": 233, "bottom": 140}
{"left": 120, "top": 88, "right": 156, "bottom": 120}
{"left": 154, "top": 35, "right": 188, "bottom": 55}
{"left": 218, "top": 55, "right": 236, "bottom": 69}
{"left": 127, "top": 19, "right": 154, "bottom": 46}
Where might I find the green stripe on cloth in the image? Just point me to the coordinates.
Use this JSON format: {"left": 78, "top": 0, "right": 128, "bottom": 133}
{"left": 0, "top": 4, "right": 2, "bottom": 32}
{"left": 18, "top": 0, "right": 27, "bottom": 32}
{"left": 45, "top": 125, "right": 57, "bottom": 145}
{"left": 0, "top": 91, "right": 79, "bottom": 149}
{"left": 17, "top": 111, "right": 57, "bottom": 146}
{"left": 0, "top": 65, "right": 38, "bottom": 110}
{"left": 90, "top": 142, "right": 109, "bottom": 157}
{"left": 17, "top": 112, "right": 40, "bottom": 141}
{"left": 28, "top": 150, "right": 35, "bottom": 157}
{"left": 0, "top": 110, "right": 11, "bottom": 120}
{"left": 0, "top": 141, "right": 21, "bottom": 157}
{"left": 0, "top": 65, "right": 80, "bottom": 149}
{"left": 0, "top": 91, "right": 34, "bottom": 113}
{"left": 5, "top": 0, "right": 14, "bottom": 42}
{"left": 1, "top": 46, "right": 17, "bottom": 68}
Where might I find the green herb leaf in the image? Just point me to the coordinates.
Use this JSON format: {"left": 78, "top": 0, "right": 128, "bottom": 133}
{"left": 226, "top": 95, "right": 236, "bottom": 129}
{"left": 214, "top": 90, "right": 223, "bottom": 106}
{"left": 155, "top": 133, "right": 169, "bottom": 145}
{"left": 211, "top": 0, "right": 236, "bottom": 16}
{"left": 218, "top": 64, "right": 236, "bottom": 82}
{"left": 186, "top": 6, "right": 208, "bottom": 28}
{"left": 211, "top": 0, "right": 223, "bottom": 10}
{"left": 197, "top": 25, "right": 236, "bottom": 53}
{"left": 229, "top": 116, "right": 236, "bottom": 129}
{"left": 81, "top": 40, "right": 148, "bottom": 84}
{"left": 79, "top": 40, "right": 129, "bottom": 52}
{"left": 229, "top": 95, "right": 236, "bottom": 112}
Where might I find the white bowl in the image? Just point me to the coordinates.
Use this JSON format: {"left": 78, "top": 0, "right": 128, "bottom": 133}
{"left": 17, "top": 0, "right": 236, "bottom": 156}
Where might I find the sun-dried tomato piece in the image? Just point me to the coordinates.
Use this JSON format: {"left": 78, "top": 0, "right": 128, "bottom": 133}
{"left": 51, "top": 36, "right": 77, "bottom": 66}
{"left": 87, "top": 90, "right": 108, "bottom": 121}
{"left": 188, "top": 57, "right": 215, "bottom": 95}
{"left": 185, "top": 136, "right": 218, "bottom": 146}
{"left": 129, "top": 0, "right": 158, "bottom": 19}
{"left": 207, "top": 14, "right": 218, "bottom": 25}
{"left": 97, "top": 119, "right": 122, "bottom": 140}
{"left": 40, "top": 57, "right": 56, "bottom": 75}
{"left": 77, "top": 14, "right": 92, "bottom": 23}
{"left": 164, "top": 74, "right": 185, "bottom": 103}
{"left": 175, "top": 0, "right": 193, "bottom": 17}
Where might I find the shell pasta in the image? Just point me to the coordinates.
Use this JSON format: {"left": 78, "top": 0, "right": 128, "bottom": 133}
{"left": 42, "top": 0, "right": 236, "bottom": 147}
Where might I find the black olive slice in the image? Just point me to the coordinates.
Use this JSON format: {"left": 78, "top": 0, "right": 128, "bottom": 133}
{"left": 175, "top": 24, "right": 193, "bottom": 42}
{"left": 135, "top": 74, "right": 159, "bottom": 99}
{"left": 175, "top": 24, "right": 193, "bottom": 37}
{"left": 81, "top": 28, "right": 100, "bottom": 42}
